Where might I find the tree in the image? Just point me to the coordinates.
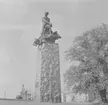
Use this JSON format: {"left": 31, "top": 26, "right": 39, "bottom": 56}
{"left": 16, "top": 95, "right": 23, "bottom": 100}
{"left": 64, "top": 24, "right": 108, "bottom": 103}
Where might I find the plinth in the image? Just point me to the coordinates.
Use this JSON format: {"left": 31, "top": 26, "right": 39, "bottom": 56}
{"left": 40, "top": 42, "right": 61, "bottom": 103}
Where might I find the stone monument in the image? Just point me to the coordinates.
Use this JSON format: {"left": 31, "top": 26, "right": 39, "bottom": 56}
{"left": 33, "top": 12, "right": 61, "bottom": 103}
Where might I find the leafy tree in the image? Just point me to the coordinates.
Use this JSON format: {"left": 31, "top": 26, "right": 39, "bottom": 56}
{"left": 64, "top": 24, "right": 108, "bottom": 103}
{"left": 16, "top": 95, "right": 23, "bottom": 99}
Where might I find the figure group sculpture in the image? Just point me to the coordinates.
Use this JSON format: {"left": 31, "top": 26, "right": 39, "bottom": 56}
{"left": 34, "top": 12, "right": 61, "bottom": 47}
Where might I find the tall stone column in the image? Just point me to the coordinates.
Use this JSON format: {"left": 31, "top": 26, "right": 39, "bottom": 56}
{"left": 40, "top": 43, "right": 61, "bottom": 103}
{"left": 33, "top": 12, "right": 61, "bottom": 103}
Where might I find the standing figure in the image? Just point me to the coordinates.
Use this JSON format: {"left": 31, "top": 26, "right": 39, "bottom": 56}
{"left": 41, "top": 12, "right": 52, "bottom": 36}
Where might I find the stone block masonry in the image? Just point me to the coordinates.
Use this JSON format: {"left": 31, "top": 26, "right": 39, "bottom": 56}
{"left": 40, "top": 42, "right": 61, "bottom": 103}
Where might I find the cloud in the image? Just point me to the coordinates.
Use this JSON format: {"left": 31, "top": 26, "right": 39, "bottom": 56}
{"left": 0, "top": 25, "right": 32, "bottom": 31}
{"left": 21, "top": 24, "right": 41, "bottom": 45}
{"left": 0, "top": 47, "right": 10, "bottom": 66}
{"left": 0, "top": 70, "right": 11, "bottom": 85}
{"left": 26, "top": 0, "right": 95, "bottom": 2}
{"left": 0, "top": 0, "right": 95, "bottom": 3}
{"left": 0, "top": 47, "right": 13, "bottom": 85}
{"left": 50, "top": 14, "right": 64, "bottom": 32}
{"left": 0, "top": 26, "right": 22, "bottom": 31}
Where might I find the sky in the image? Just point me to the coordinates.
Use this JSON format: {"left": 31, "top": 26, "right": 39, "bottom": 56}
{"left": 0, "top": 0, "right": 108, "bottom": 98}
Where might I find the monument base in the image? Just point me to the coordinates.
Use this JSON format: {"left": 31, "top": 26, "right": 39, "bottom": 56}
{"left": 40, "top": 42, "right": 61, "bottom": 103}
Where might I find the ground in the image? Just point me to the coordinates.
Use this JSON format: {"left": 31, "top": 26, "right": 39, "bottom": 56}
{"left": 0, "top": 99, "right": 98, "bottom": 105}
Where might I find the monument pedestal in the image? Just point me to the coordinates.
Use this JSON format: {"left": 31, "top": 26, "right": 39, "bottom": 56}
{"left": 40, "top": 43, "right": 61, "bottom": 103}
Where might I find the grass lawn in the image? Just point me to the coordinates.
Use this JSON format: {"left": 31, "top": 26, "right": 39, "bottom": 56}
{"left": 0, "top": 99, "right": 96, "bottom": 105}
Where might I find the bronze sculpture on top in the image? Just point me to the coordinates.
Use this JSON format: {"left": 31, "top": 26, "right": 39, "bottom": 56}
{"left": 33, "top": 12, "right": 61, "bottom": 46}
{"left": 41, "top": 12, "right": 52, "bottom": 36}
